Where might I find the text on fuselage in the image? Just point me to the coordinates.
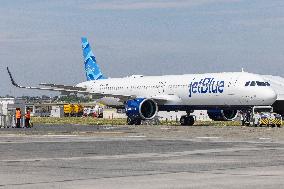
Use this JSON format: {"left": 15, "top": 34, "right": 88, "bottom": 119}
{"left": 189, "top": 78, "right": 225, "bottom": 97}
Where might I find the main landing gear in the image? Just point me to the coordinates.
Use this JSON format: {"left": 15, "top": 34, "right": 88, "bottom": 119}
{"left": 127, "top": 117, "right": 142, "bottom": 125}
{"left": 180, "top": 111, "right": 195, "bottom": 126}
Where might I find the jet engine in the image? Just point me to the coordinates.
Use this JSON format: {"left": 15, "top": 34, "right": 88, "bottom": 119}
{"left": 207, "top": 109, "right": 238, "bottom": 121}
{"left": 125, "top": 98, "right": 158, "bottom": 120}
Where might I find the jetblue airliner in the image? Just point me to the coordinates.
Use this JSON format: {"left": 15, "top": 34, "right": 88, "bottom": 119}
{"left": 7, "top": 37, "right": 277, "bottom": 125}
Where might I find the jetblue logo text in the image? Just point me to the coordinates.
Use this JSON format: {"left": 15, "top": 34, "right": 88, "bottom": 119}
{"left": 189, "top": 78, "right": 225, "bottom": 97}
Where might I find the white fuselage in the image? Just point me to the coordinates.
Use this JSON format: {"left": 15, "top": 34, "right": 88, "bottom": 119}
{"left": 77, "top": 72, "right": 277, "bottom": 109}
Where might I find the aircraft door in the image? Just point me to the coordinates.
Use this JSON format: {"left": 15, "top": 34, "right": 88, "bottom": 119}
{"left": 157, "top": 81, "right": 166, "bottom": 94}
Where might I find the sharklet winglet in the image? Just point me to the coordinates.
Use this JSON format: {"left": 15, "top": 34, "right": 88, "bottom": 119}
{"left": 7, "top": 67, "right": 21, "bottom": 88}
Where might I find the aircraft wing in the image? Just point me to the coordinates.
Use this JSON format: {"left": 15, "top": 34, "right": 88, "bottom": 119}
{"left": 150, "top": 94, "right": 182, "bottom": 104}
{"left": 39, "top": 83, "right": 87, "bottom": 91}
{"left": 39, "top": 83, "right": 135, "bottom": 100}
{"left": 7, "top": 67, "right": 135, "bottom": 100}
{"left": 7, "top": 67, "right": 89, "bottom": 93}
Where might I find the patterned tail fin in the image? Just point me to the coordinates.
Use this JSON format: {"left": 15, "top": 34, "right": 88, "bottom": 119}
{"left": 81, "top": 37, "right": 106, "bottom": 81}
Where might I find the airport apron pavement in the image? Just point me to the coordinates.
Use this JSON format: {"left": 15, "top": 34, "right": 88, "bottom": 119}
{"left": 0, "top": 126, "right": 283, "bottom": 189}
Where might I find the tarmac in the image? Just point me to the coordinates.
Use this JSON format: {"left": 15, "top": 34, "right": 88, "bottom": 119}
{"left": 0, "top": 124, "right": 283, "bottom": 189}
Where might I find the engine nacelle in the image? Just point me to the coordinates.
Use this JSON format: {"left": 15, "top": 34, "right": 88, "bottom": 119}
{"left": 125, "top": 98, "right": 158, "bottom": 120}
{"left": 207, "top": 109, "right": 238, "bottom": 121}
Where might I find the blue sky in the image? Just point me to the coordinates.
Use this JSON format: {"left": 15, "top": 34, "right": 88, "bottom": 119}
{"left": 1, "top": 0, "right": 284, "bottom": 96}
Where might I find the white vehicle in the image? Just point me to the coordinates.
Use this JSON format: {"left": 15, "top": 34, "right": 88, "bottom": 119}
{"left": 242, "top": 106, "right": 282, "bottom": 127}
{"left": 7, "top": 38, "right": 277, "bottom": 126}
{"left": 83, "top": 107, "right": 90, "bottom": 116}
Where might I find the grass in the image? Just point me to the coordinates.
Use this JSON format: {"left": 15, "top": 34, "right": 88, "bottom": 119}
{"left": 31, "top": 117, "right": 241, "bottom": 126}
{"left": 31, "top": 117, "right": 127, "bottom": 126}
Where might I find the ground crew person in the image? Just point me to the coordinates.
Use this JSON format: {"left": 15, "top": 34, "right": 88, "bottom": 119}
{"left": 25, "top": 109, "right": 31, "bottom": 128}
{"left": 246, "top": 110, "right": 251, "bottom": 122}
{"left": 15, "top": 108, "right": 21, "bottom": 128}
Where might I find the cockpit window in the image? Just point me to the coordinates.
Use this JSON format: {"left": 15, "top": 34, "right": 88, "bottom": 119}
{"left": 245, "top": 81, "right": 271, "bottom": 87}
{"left": 256, "top": 81, "right": 265, "bottom": 86}
{"left": 256, "top": 81, "right": 271, "bottom": 86}
{"left": 250, "top": 81, "right": 256, "bottom": 86}
{"left": 245, "top": 81, "right": 250, "bottom": 86}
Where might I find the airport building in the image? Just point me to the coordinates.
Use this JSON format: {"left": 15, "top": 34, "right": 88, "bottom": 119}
{"left": 103, "top": 108, "right": 211, "bottom": 121}
{"left": 0, "top": 98, "right": 211, "bottom": 122}
{"left": 0, "top": 98, "right": 26, "bottom": 115}
{"left": 0, "top": 98, "right": 26, "bottom": 127}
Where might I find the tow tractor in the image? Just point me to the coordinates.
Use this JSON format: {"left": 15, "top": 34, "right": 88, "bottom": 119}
{"left": 242, "top": 106, "right": 282, "bottom": 127}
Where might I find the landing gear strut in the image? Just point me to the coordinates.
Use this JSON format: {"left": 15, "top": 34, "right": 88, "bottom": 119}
{"left": 127, "top": 117, "right": 142, "bottom": 125}
{"left": 180, "top": 112, "right": 195, "bottom": 126}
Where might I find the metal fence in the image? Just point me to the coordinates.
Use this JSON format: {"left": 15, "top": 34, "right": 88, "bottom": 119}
{"left": 0, "top": 114, "right": 16, "bottom": 128}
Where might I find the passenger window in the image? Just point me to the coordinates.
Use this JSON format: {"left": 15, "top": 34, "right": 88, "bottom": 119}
{"left": 261, "top": 82, "right": 266, "bottom": 86}
{"left": 265, "top": 82, "right": 270, "bottom": 86}
{"left": 250, "top": 81, "right": 256, "bottom": 86}
{"left": 245, "top": 81, "right": 250, "bottom": 86}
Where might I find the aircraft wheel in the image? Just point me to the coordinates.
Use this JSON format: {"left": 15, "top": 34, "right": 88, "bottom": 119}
{"left": 180, "top": 116, "right": 186, "bottom": 126}
{"left": 187, "top": 116, "right": 195, "bottom": 126}
{"left": 127, "top": 117, "right": 142, "bottom": 125}
{"left": 134, "top": 119, "right": 142, "bottom": 125}
{"left": 277, "top": 124, "right": 281, "bottom": 128}
{"left": 180, "top": 115, "right": 194, "bottom": 126}
{"left": 127, "top": 117, "right": 135, "bottom": 125}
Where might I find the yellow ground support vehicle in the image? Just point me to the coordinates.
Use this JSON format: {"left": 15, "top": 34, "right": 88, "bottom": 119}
{"left": 74, "top": 104, "right": 84, "bottom": 117}
{"left": 64, "top": 104, "right": 84, "bottom": 117}
{"left": 64, "top": 104, "right": 72, "bottom": 116}
{"left": 243, "top": 106, "right": 282, "bottom": 127}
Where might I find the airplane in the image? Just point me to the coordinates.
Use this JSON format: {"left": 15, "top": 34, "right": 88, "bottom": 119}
{"left": 7, "top": 37, "right": 277, "bottom": 125}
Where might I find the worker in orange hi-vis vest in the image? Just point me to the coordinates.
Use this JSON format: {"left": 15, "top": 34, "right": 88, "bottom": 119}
{"left": 25, "top": 109, "right": 31, "bottom": 128}
{"left": 15, "top": 108, "right": 21, "bottom": 128}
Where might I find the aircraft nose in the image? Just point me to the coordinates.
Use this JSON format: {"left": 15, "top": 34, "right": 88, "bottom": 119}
{"left": 263, "top": 88, "right": 277, "bottom": 104}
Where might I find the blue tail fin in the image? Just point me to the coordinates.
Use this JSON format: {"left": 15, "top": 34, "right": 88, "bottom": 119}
{"left": 81, "top": 37, "right": 107, "bottom": 81}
